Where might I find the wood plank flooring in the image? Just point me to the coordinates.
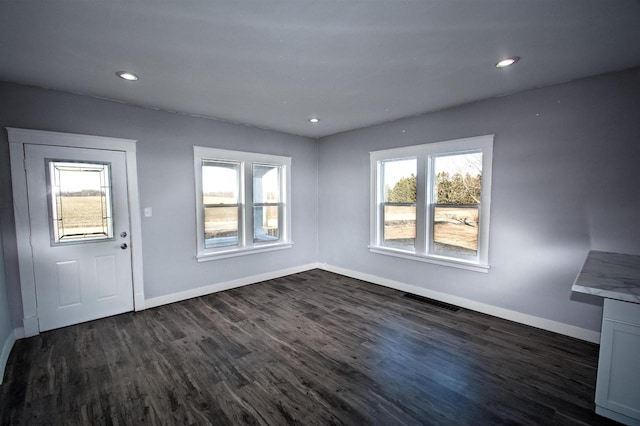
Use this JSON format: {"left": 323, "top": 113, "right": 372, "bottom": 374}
{"left": 0, "top": 269, "right": 618, "bottom": 425}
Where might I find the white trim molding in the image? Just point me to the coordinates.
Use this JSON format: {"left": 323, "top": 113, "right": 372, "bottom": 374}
{"left": 144, "top": 263, "right": 321, "bottom": 309}
{"left": 319, "top": 263, "right": 601, "bottom": 344}
{"left": 369, "top": 134, "right": 494, "bottom": 272}
{"left": 193, "top": 146, "right": 293, "bottom": 261}
{"left": 5, "top": 128, "right": 146, "bottom": 334}
{"left": 0, "top": 329, "right": 18, "bottom": 385}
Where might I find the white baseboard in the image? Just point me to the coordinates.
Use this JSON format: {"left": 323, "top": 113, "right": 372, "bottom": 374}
{"left": 0, "top": 329, "right": 18, "bottom": 385}
{"left": 22, "top": 316, "right": 39, "bottom": 337}
{"left": 320, "top": 263, "right": 601, "bottom": 344}
{"left": 9, "top": 261, "right": 598, "bottom": 346}
{"left": 144, "top": 262, "right": 322, "bottom": 310}
{"left": 13, "top": 327, "right": 25, "bottom": 339}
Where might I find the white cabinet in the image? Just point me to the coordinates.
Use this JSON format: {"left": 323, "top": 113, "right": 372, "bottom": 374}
{"left": 595, "top": 298, "right": 640, "bottom": 425}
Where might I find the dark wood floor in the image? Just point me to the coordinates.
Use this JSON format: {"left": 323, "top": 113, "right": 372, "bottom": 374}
{"left": 1, "top": 269, "right": 618, "bottom": 425}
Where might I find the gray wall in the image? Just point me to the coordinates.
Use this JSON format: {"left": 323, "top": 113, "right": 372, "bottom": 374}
{"left": 0, "top": 82, "right": 318, "bottom": 325}
{"left": 1, "top": 68, "right": 639, "bottom": 336}
{"left": 318, "top": 68, "right": 640, "bottom": 333}
{"left": 0, "top": 111, "right": 20, "bottom": 332}
{"left": 0, "top": 222, "right": 13, "bottom": 360}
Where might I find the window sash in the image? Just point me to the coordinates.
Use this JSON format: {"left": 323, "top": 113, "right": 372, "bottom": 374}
{"left": 380, "top": 202, "right": 416, "bottom": 250}
{"left": 202, "top": 159, "right": 241, "bottom": 205}
{"left": 203, "top": 204, "right": 242, "bottom": 249}
{"left": 253, "top": 163, "right": 282, "bottom": 204}
{"left": 252, "top": 202, "right": 282, "bottom": 243}
{"left": 428, "top": 204, "right": 480, "bottom": 260}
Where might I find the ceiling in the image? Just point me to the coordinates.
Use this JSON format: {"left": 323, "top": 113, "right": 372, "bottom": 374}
{"left": 1, "top": 1, "right": 640, "bottom": 138}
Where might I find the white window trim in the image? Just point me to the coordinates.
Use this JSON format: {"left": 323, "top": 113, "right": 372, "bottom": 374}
{"left": 370, "top": 134, "right": 494, "bottom": 273}
{"left": 194, "top": 146, "right": 292, "bottom": 262}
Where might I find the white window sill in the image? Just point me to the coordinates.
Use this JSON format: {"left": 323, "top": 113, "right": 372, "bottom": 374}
{"left": 369, "top": 246, "right": 490, "bottom": 273}
{"left": 197, "top": 242, "right": 293, "bottom": 262}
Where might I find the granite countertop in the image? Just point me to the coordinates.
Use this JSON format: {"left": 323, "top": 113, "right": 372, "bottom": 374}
{"left": 572, "top": 250, "right": 640, "bottom": 304}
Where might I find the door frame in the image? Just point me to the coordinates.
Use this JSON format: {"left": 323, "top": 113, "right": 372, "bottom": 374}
{"left": 6, "top": 128, "right": 145, "bottom": 337}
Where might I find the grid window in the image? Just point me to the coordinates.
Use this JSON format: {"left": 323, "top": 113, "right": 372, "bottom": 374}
{"left": 370, "top": 135, "right": 493, "bottom": 272}
{"left": 194, "top": 147, "right": 291, "bottom": 261}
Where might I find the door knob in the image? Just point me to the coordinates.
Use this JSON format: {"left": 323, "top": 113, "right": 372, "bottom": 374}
{"left": 120, "top": 243, "right": 128, "bottom": 250}
{"left": 120, "top": 232, "right": 128, "bottom": 238}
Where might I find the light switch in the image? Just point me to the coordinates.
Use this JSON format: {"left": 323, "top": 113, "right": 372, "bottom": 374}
{"left": 144, "top": 207, "right": 152, "bottom": 217}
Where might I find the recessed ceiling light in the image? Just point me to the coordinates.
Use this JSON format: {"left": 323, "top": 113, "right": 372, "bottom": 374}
{"left": 309, "top": 118, "right": 320, "bottom": 123}
{"left": 495, "top": 57, "right": 520, "bottom": 68}
{"left": 116, "top": 71, "right": 139, "bottom": 81}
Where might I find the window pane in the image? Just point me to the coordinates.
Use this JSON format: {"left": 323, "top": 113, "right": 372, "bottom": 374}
{"left": 433, "top": 206, "right": 479, "bottom": 256}
{"left": 253, "top": 205, "right": 280, "bottom": 242}
{"left": 383, "top": 205, "right": 416, "bottom": 248}
{"left": 48, "top": 161, "right": 113, "bottom": 243}
{"left": 204, "top": 206, "right": 239, "bottom": 248}
{"left": 432, "top": 152, "right": 482, "bottom": 256}
{"left": 381, "top": 158, "right": 416, "bottom": 249}
{"left": 202, "top": 160, "right": 239, "bottom": 204}
{"left": 383, "top": 158, "right": 416, "bottom": 203}
{"left": 253, "top": 164, "right": 281, "bottom": 203}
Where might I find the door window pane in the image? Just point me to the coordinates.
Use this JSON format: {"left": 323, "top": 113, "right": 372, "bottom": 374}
{"left": 432, "top": 152, "right": 482, "bottom": 257}
{"left": 202, "top": 160, "right": 240, "bottom": 248}
{"left": 48, "top": 161, "right": 113, "bottom": 244}
{"left": 253, "top": 164, "right": 281, "bottom": 243}
{"left": 382, "top": 158, "right": 416, "bottom": 249}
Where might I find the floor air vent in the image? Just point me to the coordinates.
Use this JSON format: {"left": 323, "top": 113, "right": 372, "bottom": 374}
{"left": 403, "top": 293, "right": 461, "bottom": 312}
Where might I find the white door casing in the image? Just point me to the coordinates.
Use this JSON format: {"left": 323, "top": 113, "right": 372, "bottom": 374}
{"left": 26, "top": 145, "right": 133, "bottom": 331}
{"left": 7, "top": 128, "right": 145, "bottom": 336}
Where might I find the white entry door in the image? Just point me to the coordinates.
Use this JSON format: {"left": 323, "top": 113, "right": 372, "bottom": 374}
{"left": 25, "top": 144, "right": 134, "bottom": 331}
